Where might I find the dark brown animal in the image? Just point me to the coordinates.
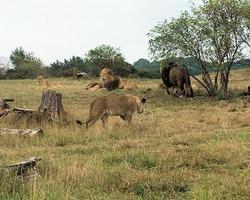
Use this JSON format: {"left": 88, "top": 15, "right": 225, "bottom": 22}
{"left": 161, "top": 63, "right": 193, "bottom": 97}
{"left": 77, "top": 95, "right": 146, "bottom": 128}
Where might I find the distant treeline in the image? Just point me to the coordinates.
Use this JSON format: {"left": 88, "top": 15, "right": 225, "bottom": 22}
{"left": 133, "top": 58, "right": 250, "bottom": 78}
{"left": 1, "top": 46, "right": 249, "bottom": 80}
{"left": 0, "top": 45, "right": 138, "bottom": 79}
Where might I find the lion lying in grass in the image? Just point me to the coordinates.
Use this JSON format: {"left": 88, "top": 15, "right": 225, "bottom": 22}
{"left": 37, "top": 76, "right": 63, "bottom": 89}
{"left": 76, "top": 95, "right": 146, "bottom": 128}
{"left": 86, "top": 68, "right": 137, "bottom": 91}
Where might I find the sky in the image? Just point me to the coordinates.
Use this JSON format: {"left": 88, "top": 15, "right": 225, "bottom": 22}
{"left": 0, "top": 0, "right": 202, "bottom": 65}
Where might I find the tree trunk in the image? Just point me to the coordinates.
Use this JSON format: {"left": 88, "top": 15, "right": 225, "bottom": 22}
{"left": 196, "top": 58, "right": 217, "bottom": 96}
{"left": 220, "top": 70, "right": 229, "bottom": 97}
{"left": 214, "top": 70, "right": 219, "bottom": 92}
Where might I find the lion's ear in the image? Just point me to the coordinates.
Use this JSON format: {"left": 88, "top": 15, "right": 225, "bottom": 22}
{"left": 141, "top": 97, "right": 146, "bottom": 104}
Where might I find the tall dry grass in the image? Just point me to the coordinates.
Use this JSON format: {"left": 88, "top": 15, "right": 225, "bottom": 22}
{"left": 0, "top": 69, "right": 250, "bottom": 199}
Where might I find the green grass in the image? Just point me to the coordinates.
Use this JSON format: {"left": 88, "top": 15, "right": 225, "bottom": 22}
{"left": 0, "top": 69, "right": 250, "bottom": 199}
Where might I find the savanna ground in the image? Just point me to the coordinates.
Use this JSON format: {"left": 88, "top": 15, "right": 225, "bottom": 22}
{"left": 0, "top": 68, "right": 250, "bottom": 200}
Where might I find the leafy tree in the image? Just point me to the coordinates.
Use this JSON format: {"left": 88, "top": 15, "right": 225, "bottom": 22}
{"left": 85, "top": 44, "right": 134, "bottom": 76}
{"left": 148, "top": 0, "right": 250, "bottom": 96}
{"left": 10, "top": 47, "right": 41, "bottom": 68}
{"left": 8, "top": 47, "right": 42, "bottom": 79}
{"left": 48, "top": 56, "right": 99, "bottom": 77}
{"left": 133, "top": 58, "right": 151, "bottom": 70}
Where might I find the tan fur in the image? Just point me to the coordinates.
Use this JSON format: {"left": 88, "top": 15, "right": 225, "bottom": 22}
{"left": 89, "top": 84, "right": 102, "bottom": 91}
{"left": 99, "top": 67, "right": 138, "bottom": 91}
{"left": 85, "top": 95, "right": 146, "bottom": 128}
{"left": 118, "top": 79, "right": 137, "bottom": 90}
{"left": 159, "top": 83, "right": 166, "bottom": 89}
{"left": 37, "top": 76, "right": 63, "bottom": 89}
{"left": 85, "top": 82, "right": 100, "bottom": 90}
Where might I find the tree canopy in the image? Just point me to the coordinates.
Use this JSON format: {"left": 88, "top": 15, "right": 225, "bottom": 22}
{"left": 148, "top": 0, "right": 250, "bottom": 96}
{"left": 84, "top": 44, "right": 135, "bottom": 76}
{"left": 8, "top": 47, "right": 42, "bottom": 79}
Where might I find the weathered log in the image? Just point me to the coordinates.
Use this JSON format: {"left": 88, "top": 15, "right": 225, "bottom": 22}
{"left": 7, "top": 157, "right": 42, "bottom": 175}
{"left": 1, "top": 157, "right": 42, "bottom": 189}
{"left": 0, "top": 128, "right": 43, "bottom": 136}
{"left": 12, "top": 108, "right": 34, "bottom": 114}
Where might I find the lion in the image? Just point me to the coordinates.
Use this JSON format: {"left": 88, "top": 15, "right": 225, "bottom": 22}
{"left": 85, "top": 82, "right": 100, "bottom": 90}
{"left": 99, "top": 67, "right": 137, "bottom": 91}
{"left": 77, "top": 95, "right": 146, "bottom": 128}
{"left": 119, "top": 79, "right": 138, "bottom": 90}
{"left": 161, "top": 62, "right": 193, "bottom": 97}
{"left": 37, "top": 76, "right": 63, "bottom": 89}
{"left": 99, "top": 67, "right": 122, "bottom": 90}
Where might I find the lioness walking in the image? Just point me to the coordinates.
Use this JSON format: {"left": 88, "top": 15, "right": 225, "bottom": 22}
{"left": 77, "top": 95, "right": 146, "bottom": 128}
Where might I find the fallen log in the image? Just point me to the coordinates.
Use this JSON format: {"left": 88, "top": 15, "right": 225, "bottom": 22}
{"left": 7, "top": 157, "right": 42, "bottom": 176}
{"left": 0, "top": 128, "right": 43, "bottom": 136}
{"left": 0, "top": 157, "right": 42, "bottom": 189}
{"left": 12, "top": 108, "right": 34, "bottom": 114}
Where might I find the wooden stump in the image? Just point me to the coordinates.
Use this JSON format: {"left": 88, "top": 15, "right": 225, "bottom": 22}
{"left": 38, "top": 90, "right": 66, "bottom": 121}
{"left": 1, "top": 90, "right": 68, "bottom": 125}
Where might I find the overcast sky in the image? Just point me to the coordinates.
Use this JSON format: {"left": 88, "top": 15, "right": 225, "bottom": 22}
{"left": 0, "top": 0, "right": 202, "bottom": 65}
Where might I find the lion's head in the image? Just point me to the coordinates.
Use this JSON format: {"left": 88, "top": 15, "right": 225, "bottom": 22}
{"left": 100, "top": 67, "right": 122, "bottom": 90}
{"left": 100, "top": 67, "right": 114, "bottom": 82}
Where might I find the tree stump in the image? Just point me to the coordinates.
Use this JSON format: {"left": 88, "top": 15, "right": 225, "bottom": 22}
{"left": 38, "top": 90, "right": 66, "bottom": 121}
{"left": 1, "top": 90, "right": 68, "bottom": 125}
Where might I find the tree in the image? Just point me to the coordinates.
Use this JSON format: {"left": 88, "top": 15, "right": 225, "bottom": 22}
{"left": 84, "top": 44, "right": 134, "bottom": 76}
{"left": 48, "top": 56, "right": 98, "bottom": 77}
{"left": 148, "top": 0, "right": 250, "bottom": 97}
{"left": 133, "top": 58, "right": 151, "bottom": 70}
{"left": 8, "top": 47, "right": 42, "bottom": 79}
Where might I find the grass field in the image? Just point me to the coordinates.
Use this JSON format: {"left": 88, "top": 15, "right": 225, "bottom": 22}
{"left": 0, "top": 68, "right": 250, "bottom": 200}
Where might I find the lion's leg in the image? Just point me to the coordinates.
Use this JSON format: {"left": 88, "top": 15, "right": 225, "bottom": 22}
{"left": 184, "top": 84, "right": 193, "bottom": 97}
{"left": 127, "top": 114, "right": 132, "bottom": 124}
{"left": 165, "top": 87, "right": 171, "bottom": 95}
{"left": 184, "top": 84, "right": 189, "bottom": 97}
{"left": 177, "top": 80, "right": 185, "bottom": 97}
{"left": 101, "top": 114, "right": 109, "bottom": 128}
{"left": 120, "top": 114, "right": 132, "bottom": 124}
{"left": 86, "top": 115, "right": 99, "bottom": 128}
